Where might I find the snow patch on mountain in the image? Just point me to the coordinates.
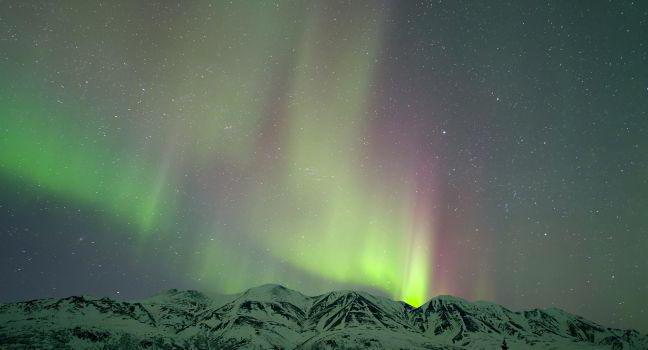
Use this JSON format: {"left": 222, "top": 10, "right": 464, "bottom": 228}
{"left": 1, "top": 285, "right": 646, "bottom": 349}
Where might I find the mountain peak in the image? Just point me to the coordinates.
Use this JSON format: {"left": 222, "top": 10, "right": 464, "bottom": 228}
{"left": 245, "top": 283, "right": 289, "bottom": 293}
{"left": 242, "top": 283, "right": 295, "bottom": 297}
{"left": 1, "top": 285, "right": 645, "bottom": 350}
{"left": 430, "top": 294, "right": 470, "bottom": 303}
{"left": 238, "top": 283, "right": 311, "bottom": 308}
{"left": 151, "top": 288, "right": 209, "bottom": 304}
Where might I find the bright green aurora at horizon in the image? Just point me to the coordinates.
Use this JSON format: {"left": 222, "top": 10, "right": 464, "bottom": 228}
{"left": 0, "top": 1, "right": 438, "bottom": 306}
{"left": 2, "top": 0, "right": 647, "bottom": 333}
{"left": 197, "top": 4, "right": 434, "bottom": 305}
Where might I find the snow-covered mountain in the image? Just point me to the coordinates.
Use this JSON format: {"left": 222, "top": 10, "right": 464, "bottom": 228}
{"left": 1, "top": 284, "right": 646, "bottom": 349}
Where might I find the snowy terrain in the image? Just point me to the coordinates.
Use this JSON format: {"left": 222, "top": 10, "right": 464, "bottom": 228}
{"left": 1, "top": 284, "right": 646, "bottom": 349}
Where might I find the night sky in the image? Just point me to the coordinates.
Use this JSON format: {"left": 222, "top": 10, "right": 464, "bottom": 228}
{"left": 1, "top": 0, "right": 647, "bottom": 332}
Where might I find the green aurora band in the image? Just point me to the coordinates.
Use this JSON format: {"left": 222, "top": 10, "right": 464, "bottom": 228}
{"left": 4, "top": 0, "right": 648, "bottom": 334}
{"left": 197, "top": 4, "right": 435, "bottom": 305}
{"left": 1, "top": 1, "right": 447, "bottom": 306}
{"left": 0, "top": 91, "right": 174, "bottom": 233}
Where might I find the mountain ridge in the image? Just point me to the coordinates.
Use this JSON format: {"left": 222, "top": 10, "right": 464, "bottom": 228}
{"left": 1, "top": 284, "right": 646, "bottom": 349}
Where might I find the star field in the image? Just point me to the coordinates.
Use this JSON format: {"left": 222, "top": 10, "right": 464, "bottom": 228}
{"left": 1, "top": 0, "right": 647, "bottom": 332}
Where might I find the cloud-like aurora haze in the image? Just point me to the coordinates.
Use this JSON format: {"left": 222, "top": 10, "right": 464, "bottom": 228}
{"left": 2, "top": 0, "right": 648, "bottom": 332}
{"left": 1, "top": 1, "right": 442, "bottom": 306}
{"left": 202, "top": 3, "right": 436, "bottom": 305}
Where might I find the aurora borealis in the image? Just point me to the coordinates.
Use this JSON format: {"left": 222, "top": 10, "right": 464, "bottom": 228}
{"left": 1, "top": 0, "right": 648, "bottom": 333}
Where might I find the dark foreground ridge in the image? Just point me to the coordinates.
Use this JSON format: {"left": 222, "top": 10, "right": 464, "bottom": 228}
{"left": 1, "top": 284, "right": 646, "bottom": 349}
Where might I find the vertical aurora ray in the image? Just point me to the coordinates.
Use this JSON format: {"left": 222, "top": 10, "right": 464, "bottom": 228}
{"left": 4, "top": 0, "right": 647, "bottom": 333}
{"left": 2, "top": 0, "right": 458, "bottom": 307}
{"left": 194, "top": 2, "right": 439, "bottom": 305}
{"left": 157, "top": 1, "right": 307, "bottom": 164}
{"left": 400, "top": 175, "right": 436, "bottom": 306}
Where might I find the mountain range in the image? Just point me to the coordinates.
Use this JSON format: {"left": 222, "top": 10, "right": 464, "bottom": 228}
{"left": 1, "top": 284, "right": 646, "bottom": 349}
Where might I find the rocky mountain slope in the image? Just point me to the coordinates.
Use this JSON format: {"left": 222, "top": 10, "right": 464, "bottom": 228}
{"left": 0, "top": 284, "right": 646, "bottom": 349}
